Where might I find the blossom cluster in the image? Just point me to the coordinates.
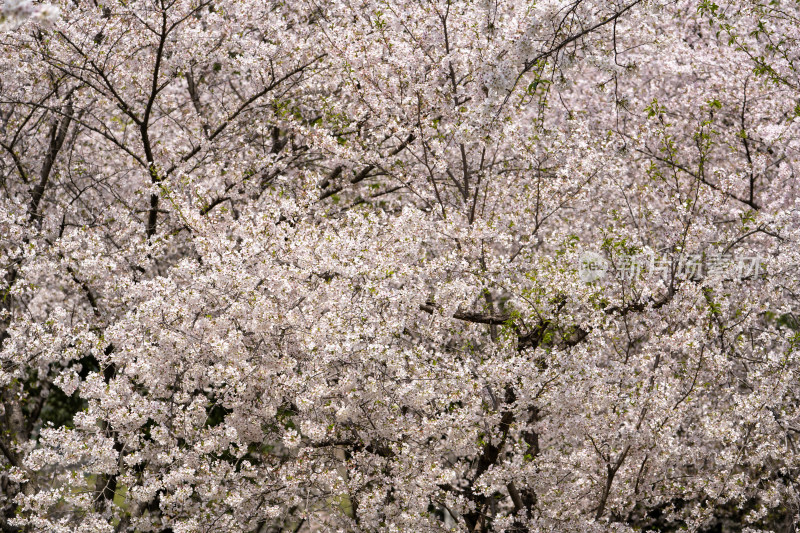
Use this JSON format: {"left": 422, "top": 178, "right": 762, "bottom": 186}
{"left": 1, "top": 0, "right": 799, "bottom": 532}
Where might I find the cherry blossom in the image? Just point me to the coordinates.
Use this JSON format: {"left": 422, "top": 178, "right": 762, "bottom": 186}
{"left": 1, "top": 0, "right": 800, "bottom": 531}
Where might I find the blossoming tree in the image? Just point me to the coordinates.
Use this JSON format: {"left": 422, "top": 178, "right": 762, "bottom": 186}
{"left": 1, "top": 0, "right": 799, "bottom": 531}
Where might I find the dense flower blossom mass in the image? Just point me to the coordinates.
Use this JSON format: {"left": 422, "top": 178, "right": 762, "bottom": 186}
{"left": 1, "top": 0, "right": 800, "bottom": 531}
